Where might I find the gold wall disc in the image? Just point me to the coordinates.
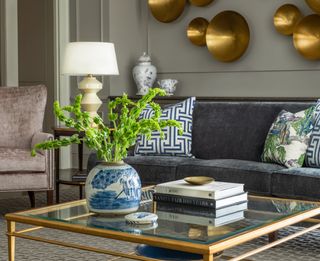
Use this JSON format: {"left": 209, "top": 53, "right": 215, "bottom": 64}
{"left": 189, "top": 0, "right": 214, "bottom": 7}
{"left": 273, "top": 4, "right": 303, "bottom": 35}
{"left": 293, "top": 14, "right": 320, "bottom": 60}
{"left": 306, "top": 0, "right": 320, "bottom": 14}
{"left": 187, "top": 17, "right": 209, "bottom": 46}
{"left": 206, "top": 11, "right": 250, "bottom": 62}
{"left": 148, "top": 0, "right": 186, "bottom": 23}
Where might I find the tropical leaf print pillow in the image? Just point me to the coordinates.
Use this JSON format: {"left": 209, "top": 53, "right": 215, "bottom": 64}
{"left": 262, "top": 107, "right": 315, "bottom": 168}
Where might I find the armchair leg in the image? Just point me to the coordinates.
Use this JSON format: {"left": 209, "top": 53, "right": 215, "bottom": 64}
{"left": 47, "top": 190, "right": 54, "bottom": 206}
{"left": 27, "top": 191, "right": 36, "bottom": 208}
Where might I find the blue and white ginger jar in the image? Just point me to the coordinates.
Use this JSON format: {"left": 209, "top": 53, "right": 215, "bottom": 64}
{"left": 132, "top": 52, "right": 157, "bottom": 96}
{"left": 85, "top": 162, "right": 141, "bottom": 214}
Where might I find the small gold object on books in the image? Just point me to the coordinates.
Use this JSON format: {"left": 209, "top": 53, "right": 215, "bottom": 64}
{"left": 184, "top": 176, "right": 214, "bottom": 185}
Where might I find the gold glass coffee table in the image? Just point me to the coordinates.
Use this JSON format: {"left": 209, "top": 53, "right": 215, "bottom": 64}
{"left": 5, "top": 188, "right": 320, "bottom": 261}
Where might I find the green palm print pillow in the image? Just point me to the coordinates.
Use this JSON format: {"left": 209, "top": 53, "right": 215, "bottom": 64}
{"left": 262, "top": 107, "right": 315, "bottom": 168}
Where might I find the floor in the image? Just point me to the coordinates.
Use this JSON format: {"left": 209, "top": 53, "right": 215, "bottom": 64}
{"left": 1, "top": 187, "right": 320, "bottom": 261}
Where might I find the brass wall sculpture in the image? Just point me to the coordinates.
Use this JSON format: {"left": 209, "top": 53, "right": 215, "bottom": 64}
{"left": 273, "top": 2, "right": 320, "bottom": 60}
{"left": 293, "top": 14, "right": 320, "bottom": 60}
{"left": 306, "top": 0, "right": 320, "bottom": 14}
{"left": 187, "top": 17, "right": 209, "bottom": 46}
{"left": 148, "top": 0, "right": 186, "bottom": 23}
{"left": 189, "top": 0, "right": 214, "bottom": 7}
{"left": 206, "top": 11, "right": 250, "bottom": 62}
{"left": 273, "top": 4, "right": 303, "bottom": 35}
{"left": 148, "top": 1, "right": 250, "bottom": 62}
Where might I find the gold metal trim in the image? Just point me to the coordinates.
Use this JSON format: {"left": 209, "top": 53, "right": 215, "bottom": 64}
{"left": 5, "top": 214, "right": 208, "bottom": 254}
{"left": 228, "top": 223, "right": 320, "bottom": 261}
{"left": 8, "top": 232, "right": 161, "bottom": 261}
{"left": 208, "top": 207, "right": 320, "bottom": 254}
{"left": 5, "top": 192, "right": 320, "bottom": 260}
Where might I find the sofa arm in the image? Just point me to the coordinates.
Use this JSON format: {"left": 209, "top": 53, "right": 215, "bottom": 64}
{"left": 31, "top": 132, "right": 54, "bottom": 155}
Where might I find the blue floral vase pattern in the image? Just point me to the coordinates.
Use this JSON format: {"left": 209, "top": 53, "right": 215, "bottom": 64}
{"left": 85, "top": 162, "right": 141, "bottom": 214}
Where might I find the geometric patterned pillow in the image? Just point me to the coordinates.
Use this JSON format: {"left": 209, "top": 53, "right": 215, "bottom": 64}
{"left": 305, "top": 99, "right": 320, "bottom": 167}
{"left": 134, "top": 97, "right": 196, "bottom": 157}
{"left": 261, "top": 107, "right": 315, "bottom": 168}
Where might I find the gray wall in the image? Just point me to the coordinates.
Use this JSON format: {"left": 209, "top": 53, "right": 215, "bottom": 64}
{"left": 70, "top": 0, "right": 110, "bottom": 114}
{"left": 69, "top": 0, "right": 111, "bottom": 168}
{"left": 109, "top": 0, "right": 320, "bottom": 98}
{"left": 0, "top": 0, "right": 19, "bottom": 87}
{"left": 0, "top": 1, "right": 2, "bottom": 85}
{"left": 18, "top": 0, "right": 54, "bottom": 132}
{"left": 70, "top": 0, "right": 320, "bottom": 99}
{"left": 69, "top": 0, "right": 320, "bottom": 168}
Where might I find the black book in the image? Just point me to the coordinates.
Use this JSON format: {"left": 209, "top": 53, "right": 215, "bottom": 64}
{"left": 71, "top": 174, "right": 88, "bottom": 182}
{"left": 156, "top": 201, "right": 248, "bottom": 218}
{"left": 153, "top": 192, "right": 247, "bottom": 209}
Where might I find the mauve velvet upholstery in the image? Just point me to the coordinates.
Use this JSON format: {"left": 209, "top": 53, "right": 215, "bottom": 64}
{"left": 87, "top": 100, "right": 320, "bottom": 199}
{"left": 0, "top": 86, "right": 54, "bottom": 192}
{"left": 0, "top": 85, "right": 47, "bottom": 149}
{"left": 0, "top": 148, "right": 45, "bottom": 173}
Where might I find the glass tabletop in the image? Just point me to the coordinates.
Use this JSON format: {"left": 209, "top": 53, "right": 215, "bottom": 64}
{"left": 19, "top": 190, "right": 320, "bottom": 245}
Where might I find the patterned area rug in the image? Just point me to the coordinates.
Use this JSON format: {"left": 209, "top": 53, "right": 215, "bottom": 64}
{"left": 1, "top": 188, "right": 320, "bottom": 261}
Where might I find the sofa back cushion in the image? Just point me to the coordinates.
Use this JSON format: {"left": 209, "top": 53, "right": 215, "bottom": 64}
{"left": 0, "top": 85, "right": 47, "bottom": 149}
{"left": 192, "top": 101, "right": 313, "bottom": 161}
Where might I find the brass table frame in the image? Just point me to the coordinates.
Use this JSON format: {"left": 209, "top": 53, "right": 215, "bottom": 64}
{"left": 5, "top": 196, "right": 320, "bottom": 261}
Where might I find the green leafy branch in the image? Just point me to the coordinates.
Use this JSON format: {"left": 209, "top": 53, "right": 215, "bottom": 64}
{"left": 32, "top": 88, "right": 183, "bottom": 163}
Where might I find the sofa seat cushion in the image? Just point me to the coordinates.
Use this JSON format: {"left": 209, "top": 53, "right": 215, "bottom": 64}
{"left": 125, "top": 156, "right": 188, "bottom": 185}
{"left": 176, "top": 159, "right": 284, "bottom": 195}
{"left": 271, "top": 168, "right": 320, "bottom": 200}
{"left": 0, "top": 148, "right": 45, "bottom": 173}
{"left": 0, "top": 173, "right": 49, "bottom": 191}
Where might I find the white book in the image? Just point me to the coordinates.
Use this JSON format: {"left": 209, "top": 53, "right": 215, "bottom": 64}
{"left": 157, "top": 210, "right": 245, "bottom": 227}
{"left": 154, "top": 192, "right": 248, "bottom": 209}
{"left": 155, "top": 179, "right": 244, "bottom": 200}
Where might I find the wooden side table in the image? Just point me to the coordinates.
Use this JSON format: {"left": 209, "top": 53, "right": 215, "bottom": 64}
{"left": 53, "top": 127, "right": 86, "bottom": 203}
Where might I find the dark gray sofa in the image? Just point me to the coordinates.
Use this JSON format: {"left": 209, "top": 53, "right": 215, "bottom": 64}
{"left": 88, "top": 100, "right": 320, "bottom": 200}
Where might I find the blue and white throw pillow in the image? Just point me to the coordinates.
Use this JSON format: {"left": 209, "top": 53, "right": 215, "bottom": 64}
{"left": 305, "top": 99, "right": 320, "bottom": 167}
{"left": 134, "top": 97, "right": 196, "bottom": 157}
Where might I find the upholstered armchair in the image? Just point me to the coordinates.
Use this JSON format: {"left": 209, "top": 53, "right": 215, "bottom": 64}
{"left": 0, "top": 85, "right": 54, "bottom": 207}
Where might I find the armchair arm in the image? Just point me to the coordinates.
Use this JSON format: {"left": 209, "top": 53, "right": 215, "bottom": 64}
{"left": 31, "top": 132, "right": 54, "bottom": 155}
{"left": 31, "top": 132, "right": 55, "bottom": 190}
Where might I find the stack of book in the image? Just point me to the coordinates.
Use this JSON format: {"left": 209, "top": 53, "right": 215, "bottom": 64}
{"left": 154, "top": 179, "right": 247, "bottom": 227}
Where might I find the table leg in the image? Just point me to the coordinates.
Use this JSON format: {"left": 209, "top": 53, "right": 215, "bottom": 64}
{"left": 203, "top": 254, "right": 214, "bottom": 261}
{"left": 79, "top": 185, "right": 83, "bottom": 199}
{"left": 78, "top": 140, "right": 83, "bottom": 171}
{"left": 268, "top": 231, "right": 278, "bottom": 243}
{"left": 55, "top": 146, "right": 60, "bottom": 204}
{"left": 7, "top": 221, "right": 15, "bottom": 261}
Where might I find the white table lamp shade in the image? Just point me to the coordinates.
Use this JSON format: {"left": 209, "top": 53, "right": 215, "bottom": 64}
{"left": 62, "top": 42, "right": 119, "bottom": 76}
